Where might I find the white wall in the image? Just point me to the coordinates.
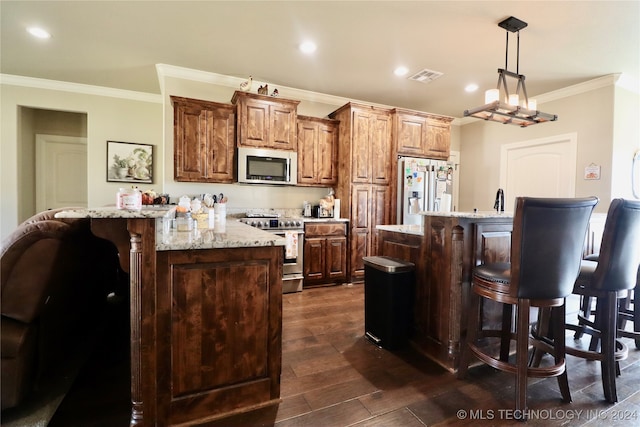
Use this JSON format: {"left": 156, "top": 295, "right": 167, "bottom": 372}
{"left": 1, "top": 81, "right": 163, "bottom": 238}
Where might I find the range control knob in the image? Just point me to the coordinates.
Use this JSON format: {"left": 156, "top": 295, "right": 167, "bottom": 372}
{"left": 295, "top": 220, "right": 302, "bottom": 227}
{"left": 284, "top": 220, "right": 292, "bottom": 227}
{"left": 279, "top": 221, "right": 285, "bottom": 227}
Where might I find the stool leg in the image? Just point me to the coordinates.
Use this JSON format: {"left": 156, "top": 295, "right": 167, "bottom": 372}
{"left": 633, "top": 289, "right": 640, "bottom": 350}
{"left": 458, "top": 287, "right": 481, "bottom": 379}
{"left": 516, "top": 299, "right": 531, "bottom": 417}
{"left": 601, "top": 291, "right": 618, "bottom": 403}
{"left": 530, "top": 307, "right": 551, "bottom": 367}
{"left": 575, "top": 295, "right": 592, "bottom": 339}
{"left": 589, "top": 298, "right": 603, "bottom": 352}
{"left": 500, "top": 303, "right": 513, "bottom": 362}
{"left": 552, "top": 304, "right": 571, "bottom": 403}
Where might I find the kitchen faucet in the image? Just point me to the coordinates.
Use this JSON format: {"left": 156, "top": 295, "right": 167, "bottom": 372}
{"left": 494, "top": 188, "right": 505, "bottom": 212}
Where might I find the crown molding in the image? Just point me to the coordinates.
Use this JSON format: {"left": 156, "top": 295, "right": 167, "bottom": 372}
{"left": 155, "top": 63, "right": 385, "bottom": 108}
{"left": 0, "top": 74, "right": 162, "bottom": 103}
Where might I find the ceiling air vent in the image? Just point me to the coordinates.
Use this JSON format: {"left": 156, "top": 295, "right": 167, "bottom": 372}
{"left": 408, "top": 68, "right": 444, "bottom": 84}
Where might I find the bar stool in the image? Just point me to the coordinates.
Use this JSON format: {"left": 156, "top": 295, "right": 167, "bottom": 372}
{"left": 539, "top": 199, "right": 640, "bottom": 403}
{"left": 458, "top": 197, "right": 598, "bottom": 417}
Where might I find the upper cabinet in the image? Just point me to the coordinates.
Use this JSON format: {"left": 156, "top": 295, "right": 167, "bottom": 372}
{"left": 172, "top": 96, "right": 235, "bottom": 183}
{"left": 231, "top": 91, "right": 300, "bottom": 151}
{"left": 297, "top": 115, "right": 340, "bottom": 187}
{"left": 330, "top": 103, "right": 392, "bottom": 185}
{"left": 393, "top": 109, "right": 453, "bottom": 160}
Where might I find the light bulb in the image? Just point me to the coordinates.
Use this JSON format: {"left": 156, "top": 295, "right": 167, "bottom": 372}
{"left": 527, "top": 99, "right": 537, "bottom": 110}
{"left": 485, "top": 89, "right": 499, "bottom": 104}
{"left": 508, "top": 94, "right": 519, "bottom": 106}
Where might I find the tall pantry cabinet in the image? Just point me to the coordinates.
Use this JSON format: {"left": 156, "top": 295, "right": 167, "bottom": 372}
{"left": 329, "top": 103, "right": 393, "bottom": 282}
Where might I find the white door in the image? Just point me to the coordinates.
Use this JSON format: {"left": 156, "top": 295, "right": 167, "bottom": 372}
{"left": 36, "top": 134, "right": 88, "bottom": 212}
{"left": 500, "top": 133, "right": 577, "bottom": 211}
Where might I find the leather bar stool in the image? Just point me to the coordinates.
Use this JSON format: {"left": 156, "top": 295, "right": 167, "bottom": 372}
{"left": 536, "top": 199, "right": 640, "bottom": 403}
{"left": 458, "top": 196, "right": 598, "bottom": 417}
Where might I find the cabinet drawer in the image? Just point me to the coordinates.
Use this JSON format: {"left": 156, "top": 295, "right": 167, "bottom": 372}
{"left": 305, "top": 222, "right": 347, "bottom": 237}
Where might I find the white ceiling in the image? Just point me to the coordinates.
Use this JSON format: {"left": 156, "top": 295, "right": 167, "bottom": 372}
{"left": 1, "top": 1, "right": 638, "bottom": 119}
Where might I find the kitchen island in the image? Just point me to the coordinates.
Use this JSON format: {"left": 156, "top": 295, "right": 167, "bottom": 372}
{"left": 56, "top": 207, "right": 284, "bottom": 426}
{"left": 377, "top": 211, "right": 514, "bottom": 372}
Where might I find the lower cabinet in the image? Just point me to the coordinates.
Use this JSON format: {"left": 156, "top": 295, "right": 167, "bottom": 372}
{"left": 155, "top": 246, "right": 282, "bottom": 425}
{"left": 303, "top": 222, "right": 348, "bottom": 286}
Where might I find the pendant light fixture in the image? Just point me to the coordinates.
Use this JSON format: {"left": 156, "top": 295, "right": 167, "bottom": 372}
{"left": 464, "top": 16, "right": 557, "bottom": 127}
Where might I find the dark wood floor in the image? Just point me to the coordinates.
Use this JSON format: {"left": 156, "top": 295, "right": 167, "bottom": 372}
{"left": 49, "top": 284, "right": 640, "bottom": 426}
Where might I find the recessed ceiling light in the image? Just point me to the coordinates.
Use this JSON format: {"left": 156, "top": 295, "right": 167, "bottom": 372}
{"left": 299, "top": 41, "right": 317, "bottom": 54}
{"left": 394, "top": 67, "right": 409, "bottom": 77}
{"left": 27, "top": 27, "right": 51, "bottom": 39}
{"left": 465, "top": 83, "right": 479, "bottom": 92}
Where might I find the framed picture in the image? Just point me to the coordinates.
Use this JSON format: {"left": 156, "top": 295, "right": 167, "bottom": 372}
{"left": 107, "top": 141, "right": 153, "bottom": 183}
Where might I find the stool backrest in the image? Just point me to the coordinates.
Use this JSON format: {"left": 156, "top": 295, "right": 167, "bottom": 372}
{"left": 591, "top": 198, "right": 640, "bottom": 291}
{"left": 511, "top": 197, "right": 598, "bottom": 299}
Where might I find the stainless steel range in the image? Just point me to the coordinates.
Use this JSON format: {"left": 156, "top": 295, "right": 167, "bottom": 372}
{"left": 239, "top": 214, "right": 304, "bottom": 293}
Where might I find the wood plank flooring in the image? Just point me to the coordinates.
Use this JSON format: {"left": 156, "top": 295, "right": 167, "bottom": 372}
{"left": 49, "top": 284, "right": 640, "bottom": 426}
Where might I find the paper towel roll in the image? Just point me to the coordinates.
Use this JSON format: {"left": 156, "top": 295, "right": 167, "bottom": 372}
{"left": 440, "top": 193, "right": 452, "bottom": 212}
{"left": 333, "top": 199, "right": 341, "bottom": 218}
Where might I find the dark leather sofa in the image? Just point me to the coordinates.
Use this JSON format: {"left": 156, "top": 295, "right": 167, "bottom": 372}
{"left": 1, "top": 209, "right": 120, "bottom": 410}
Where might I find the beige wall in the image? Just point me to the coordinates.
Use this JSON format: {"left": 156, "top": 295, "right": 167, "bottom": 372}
{"left": 1, "top": 83, "right": 162, "bottom": 238}
{"left": 457, "top": 80, "right": 638, "bottom": 214}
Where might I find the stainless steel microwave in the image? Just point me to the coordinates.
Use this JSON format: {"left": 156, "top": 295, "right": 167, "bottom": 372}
{"left": 237, "top": 147, "right": 298, "bottom": 185}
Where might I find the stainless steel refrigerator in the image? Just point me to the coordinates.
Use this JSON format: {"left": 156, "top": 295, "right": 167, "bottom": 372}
{"left": 397, "top": 156, "right": 456, "bottom": 225}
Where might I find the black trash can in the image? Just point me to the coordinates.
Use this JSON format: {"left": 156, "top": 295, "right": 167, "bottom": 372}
{"left": 363, "top": 256, "right": 415, "bottom": 350}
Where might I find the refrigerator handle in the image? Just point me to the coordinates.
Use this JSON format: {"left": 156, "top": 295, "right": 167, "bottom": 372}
{"left": 427, "top": 165, "right": 436, "bottom": 211}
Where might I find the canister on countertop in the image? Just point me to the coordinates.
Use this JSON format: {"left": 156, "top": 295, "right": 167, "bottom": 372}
{"left": 176, "top": 212, "right": 194, "bottom": 232}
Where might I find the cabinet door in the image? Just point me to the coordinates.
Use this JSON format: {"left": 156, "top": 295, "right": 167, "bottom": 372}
{"left": 270, "top": 104, "right": 297, "bottom": 150}
{"left": 242, "top": 98, "right": 271, "bottom": 148}
{"left": 173, "top": 97, "right": 235, "bottom": 183}
{"left": 370, "top": 113, "right": 392, "bottom": 185}
{"left": 296, "top": 118, "right": 338, "bottom": 186}
{"left": 424, "top": 118, "right": 451, "bottom": 160}
{"left": 297, "top": 120, "right": 318, "bottom": 185}
{"left": 396, "top": 112, "right": 427, "bottom": 157}
{"left": 303, "top": 237, "right": 326, "bottom": 281}
{"left": 326, "top": 236, "right": 347, "bottom": 280}
{"left": 317, "top": 121, "right": 338, "bottom": 185}
{"left": 370, "top": 185, "right": 391, "bottom": 256}
{"left": 351, "top": 110, "right": 372, "bottom": 183}
{"left": 350, "top": 185, "right": 371, "bottom": 279}
{"left": 174, "top": 101, "right": 208, "bottom": 181}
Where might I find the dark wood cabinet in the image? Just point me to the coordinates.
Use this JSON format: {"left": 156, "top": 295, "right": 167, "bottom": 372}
{"left": 231, "top": 91, "right": 299, "bottom": 150}
{"left": 303, "top": 222, "right": 347, "bottom": 286}
{"left": 393, "top": 109, "right": 453, "bottom": 160}
{"left": 297, "top": 115, "right": 339, "bottom": 186}
{"left": 156, "top": 246, "right": 282, "bottom": 425}
{"left": 172, "top": 96, "right": 235, "bottom": 183}
{"left": 329, "top": 103, "right": 394, "bottom": 281}
{"left": 425, "top": 116, "right": 452, "bottom": 160}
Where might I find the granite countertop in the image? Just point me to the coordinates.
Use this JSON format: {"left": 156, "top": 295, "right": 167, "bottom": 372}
{"left": 156, "top": 220, "right": 284, "bottom": 251}
{"left": 55, "top": 207, "right": 284, "bottom": 251}
{"left": 376, "top": 211, "right": 514, "bottom": 235}
{"left": 376, "top": 224, "right": 424, "bottom": 236}
{"left": 55, "top": 206, "right": 175, "bottom": 219}
{"left": 302, "top": 217, "right": 350, "bottom": 223}
{"left": 420, "top": 210, "right": 514, "bottom": 219}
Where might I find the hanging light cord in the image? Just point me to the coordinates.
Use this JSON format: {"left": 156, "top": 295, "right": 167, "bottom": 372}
{"left": 504, "top": 29, "right": 521, "bottom": 74}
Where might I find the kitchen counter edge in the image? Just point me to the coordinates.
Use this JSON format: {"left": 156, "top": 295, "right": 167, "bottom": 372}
{"left": 55, "top": 207, "right": 285, "bottom": 251}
